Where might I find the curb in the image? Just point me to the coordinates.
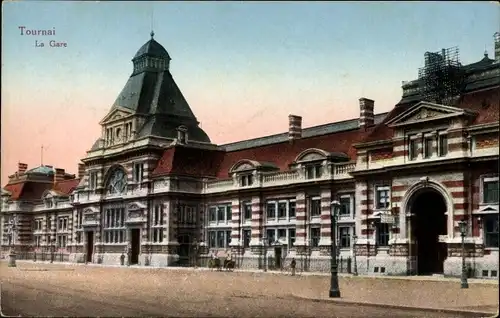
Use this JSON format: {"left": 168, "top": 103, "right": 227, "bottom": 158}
{"left": 290, "top": 294, "right": 498, "bottom": 317}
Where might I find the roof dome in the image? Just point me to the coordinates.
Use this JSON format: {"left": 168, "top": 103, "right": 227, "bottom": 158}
{"left": 133, "top": 32, "right": 171, "bottom": 60}
{"left": 27, "top": 165, "right": 55, "bottom": 175}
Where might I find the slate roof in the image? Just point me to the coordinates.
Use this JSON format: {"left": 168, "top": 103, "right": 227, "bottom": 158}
{"left": 133, "top": 38, "right": 171, "bottom": 60}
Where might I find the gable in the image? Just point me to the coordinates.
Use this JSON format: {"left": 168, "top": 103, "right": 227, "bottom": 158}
{"left": 99, "top": 107, "right": 134, "bottom": 125}
{"left": 386, "top": 101, "right": 475, "bottom": 128}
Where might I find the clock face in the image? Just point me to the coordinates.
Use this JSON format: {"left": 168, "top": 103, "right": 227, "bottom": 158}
{"left": 107, "top": 168, "right": 127, "bottom": 194}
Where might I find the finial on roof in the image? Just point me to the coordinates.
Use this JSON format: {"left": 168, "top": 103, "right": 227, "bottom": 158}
{"left": 484, "top": 49, "right": 488, "bottom": 58}
{"left": 150, "top": 30, "right": 155, "bottom": 39}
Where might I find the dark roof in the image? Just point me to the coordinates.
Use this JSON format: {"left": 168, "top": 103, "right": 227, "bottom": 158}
{"left": 133, "top": 38, "right": 171, "bottom": 60}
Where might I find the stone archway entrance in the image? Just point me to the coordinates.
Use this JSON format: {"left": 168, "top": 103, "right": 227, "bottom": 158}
{"left": 408, "top": 188, "right": 448, "bottom": 275}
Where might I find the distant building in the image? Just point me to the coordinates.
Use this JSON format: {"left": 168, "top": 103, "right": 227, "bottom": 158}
{"left": 2, "top": 32, "right": 498, "bottom": 278}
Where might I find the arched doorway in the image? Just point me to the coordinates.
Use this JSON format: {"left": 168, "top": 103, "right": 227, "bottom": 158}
{"left": 409, "top": 188, "right": 448, "bottom": 275}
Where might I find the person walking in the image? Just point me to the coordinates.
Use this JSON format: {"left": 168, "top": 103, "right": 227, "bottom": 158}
{"left": 290, "top": 258, "right": 296, "bottom": 276}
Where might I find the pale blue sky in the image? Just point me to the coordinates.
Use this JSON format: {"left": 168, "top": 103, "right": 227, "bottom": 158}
{"left": 1, "top": 1, "right": 499, "bottom": 181}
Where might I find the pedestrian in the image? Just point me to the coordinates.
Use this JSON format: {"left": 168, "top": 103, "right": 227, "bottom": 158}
{"left": 290, "top": 258, "right": 296, "bottom": 276}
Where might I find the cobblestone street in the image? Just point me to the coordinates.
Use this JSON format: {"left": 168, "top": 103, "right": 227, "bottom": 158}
{"left": 1, "top": 262, "right": 498, "bottom": 317}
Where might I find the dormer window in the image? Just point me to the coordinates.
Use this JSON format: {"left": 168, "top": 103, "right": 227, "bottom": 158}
{"left": 305, "top": 164, "right": 322, "bottom": 179}
{"left": 177, "top": 126, "right": 188, "bottom": 144}
{"left": 45, "top": 199, "right": 53, "bottom": 208}
{"left": 240, "top": 174, "right": 253, "bottom": 187}
{"left": 116, "top": 127, "right": 122, "bottom": 140}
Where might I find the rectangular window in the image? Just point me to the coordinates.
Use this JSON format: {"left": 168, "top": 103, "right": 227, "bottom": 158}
{"left": 243, "top": 229, "right": 251, "bottom": 248}
{"left": 409, "top": 137, "right": 417, "bottom": 160}
{"left": 278, "top": 202, "right": 287, "bottom": 218}
{"left": 104, "top": 208, "right": 126, "bottom": 243}
{"left": 57, "top": 217, "right": 68, "bottom": 231}
{"left": 226, "top": 205, "right": 232, "bottom": 222}
{"left": 305, "top": 165, "right": 322, "bottom": 179}
{"left": 209, "top": 231, "right": 216, "bottom": 248}
{"left": 133, "top": 163, "right": 144, "bottom": 183}
{"left": 209, "top": 207, "right": 216, "bottom": 222}
{"left": 266, "top": 202, "right": 276, "bottom": 219}
{"left": 376, "top": 186, "right": 390, "bottom": 209}
{"left": 35, "top": 219, "right": 43, "bottom": 231}
{"left": 376, "top": 222, "right": 390, "bottom": 246}
{"left": 310, "top": 198, "right": 321, "bottom": 217}
{"left": 288, "top": 228, "right": 296, "bottom": 248}
{"left": 484, "top": 214, "right": 499, "bottom": 248}
{"left": 240, "top": 174, "right": 254, "bottom": 187}
{"left": 424, "top": 137, "right": 433, "bottom": 158}
{"left": 288, "top": 201, "right": 296, "bottom": 218}
{"left": 226, "top": 230, "right": 232, "bottom": 247}
{"left": 310, "top": 227, "right": 320, "bottom": 247}
{"left": 439, "top": 134, "right": 448, "bottom": 157}
{"left": 277, "top": 228, "right": 286, "bottom": 240}
{"left": 57, "top": 234, "right": 68, "bottom": 248}
{"left": 152, "top": 204, "right": 164, "bottom": 243}
{"left": 217, "top": 231, "right": 225, "bottom": 248}
{"left": 217, "top": 206, "right": 225, "bottom": 222}
{"left": 266, "top": 228, "right": 276, "bottom": 243}
{"left": 243, "top": 202, "right": 252, "bottom": 220}
{"left": 339, "top": 227, "right": 351, "bottom": 248}
{"left": 483, "top": 177, "right": 499, "bottom": 204}
{"left": 340, "top": 196, "right": 351, "bottom": 216}
{"left": 89, "top": 171, "right": 98, "bottom": 190}
{"left": 35, "top": 235, "right": 42, "bottom": 247}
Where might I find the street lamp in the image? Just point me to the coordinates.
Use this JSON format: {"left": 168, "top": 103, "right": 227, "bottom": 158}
{"left": 352, "top": 234, "right": 358, "bottom": 276}
{"left": 458, "top": 220, "right": 469, "bottom": 289}
{"left": 7, "top": 216, "right": 18, "bottom": 267}
{"left": 50, "top": 238, "right": 56, "bottom": 263}
{"left": 329, "top": 200, "right": 341, "bottom": 298}
{"left": 262, "top": 235, "right": 268, "bottom": 272}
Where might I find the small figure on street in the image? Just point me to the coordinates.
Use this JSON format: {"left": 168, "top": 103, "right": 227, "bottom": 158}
{"left": 290, "top": 258, "right": 296, "bottom": 276}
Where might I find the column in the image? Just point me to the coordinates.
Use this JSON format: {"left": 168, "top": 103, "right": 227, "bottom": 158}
{"left": 164, "top": 200, "right": 179, "bottom": 247}
{"left": 318, "top": 188, "right": 332, "bottom": 248}
{"left": 229, "top": 198, "right": 241, "bottom": 247}
{"left": 249, "top": 196, "right": 263, "bottom": 247}
{"left": 294, "top": 192, "right": 307, "bottom": 248}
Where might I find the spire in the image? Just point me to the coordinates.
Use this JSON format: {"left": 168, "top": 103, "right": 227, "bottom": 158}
{"left": 150, "top": 30, "right": 155, "bottom": 39}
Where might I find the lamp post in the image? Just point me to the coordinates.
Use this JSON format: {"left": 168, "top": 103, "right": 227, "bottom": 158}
{"left": 458, "top": 220, "right": 469, "bottom": 289}
{"left": 50, "top": 238, "right": 55, "bottom": 263}
{"left": 329, "top": 200, "right": 341, "bottom": 298}
{"left": 352, "top": 234, "right": 358, "bottom": 276}
{"left": 262, "top": 235, "right": 268, "bottom": 272}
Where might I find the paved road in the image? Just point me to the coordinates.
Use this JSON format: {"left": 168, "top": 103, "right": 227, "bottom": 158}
{"left": 0, "top": 272, "right": 482, "bottom": 318}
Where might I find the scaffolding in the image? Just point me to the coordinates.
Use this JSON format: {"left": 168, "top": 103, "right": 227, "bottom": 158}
{"left": 417, "top": 46, "right": 464, "bottom": 105}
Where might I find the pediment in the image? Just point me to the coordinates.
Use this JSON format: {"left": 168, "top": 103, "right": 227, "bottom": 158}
{"left": 386, "top": 102, "right": 476, "bottom": 128}
{"left": 128, "top": 202, "right": 146, "bottom": 211}
{"left": 99, "top": 107, "right": 134, "bottom": 125}
{"left": 478, "top": 205, "right": 499, "bottom": 213}
{"left": 295, "top": 148, "right": 329, "bottom": 162}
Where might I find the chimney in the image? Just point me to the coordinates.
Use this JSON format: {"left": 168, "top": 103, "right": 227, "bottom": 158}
{"left": 18, "top": 162, "right": 28, "bottom": 174}
{"left": 288, "top": 114, "right": 302, "bottom": 142}
{"left": 359, "top": 98, "right": 375, "bottom": 129}
{"left": 55, "top": 168, "right": 65, "bottom": 183}
{"left": 78, "top": 163, "right": 85, "bottom": 179}
{"left": 494, "top": 32, "right": 500, "bottom": 61}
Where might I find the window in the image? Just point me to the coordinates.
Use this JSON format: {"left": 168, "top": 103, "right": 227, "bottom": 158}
{"left": 226, "top": 230, "right": 232, "bottom": 247}
{"left": 266, "top": 202, "right": 276, "bottom": 219}
{"left": 217, "top": 206, "right": 225, "bottom": 222}
{"left": 104, "top": 208, "right": 126, "bottom": 243}
{"left": 89, "top": 171, "right": 98, "bottom": 190}
{"left": 438, "top": 134, "right": 448, "bottom": 157}
{"left": 484, "top": 214, "right": 499, "bottom": 248}
{"left": 243, "top": 202, "right": 252, "bottom": 221}
{"left": 277, "top": 228, "right": 286, "bottom": 240}
{"left": 339, "top": 196, "right": 351, "bottom": 216}
{"left": 409, "top": 137, "right": 417, "bottom": 160}
{"left": 209, "top": 207, "right": 216, "bottom": 222}
{"left": 133, "top": 163, "right": 144, "bottom": 183}
{"left": 240, "top": 174, "right": 254, "bottom": 187}
{"left": 288, "top": 228, "right": 296, "bottom": 248}
{"left": 57, "top": 217, "right": 68, "bottom": 231}
{"left": 310, "top": 227, "right": 320, "bottom": 247}
{"left": 152, "top": 204, "right": 164, "bottom": 243}
{"left": 305, "top": 164, "right": 322, "bottom": 179}
{"left": 289, "top": 201, "right": 296, "bottom": 218}
{"left": 45, "top": 199, "right": 53, "bottom": 208}
{"left": 77, "top": 211, "right": 83, "bottom": 228}
{"left": 35, "top": 219, "right": 43, "bottom": 231}
{"left": 278, "top": 202, "right": 287, "bottom": 218}
{"left": 266, "top": 229, "right": 276, "bottom": 244}
{"left": 310, "top": 198, "right": 321, "bottom": 217}
{"left": 376, "top": 186, "right": 390, "bottom": 209}
{"left": 207, "top": 230, "right": 231, "bottom": 248}
{"left": 57, "top": 234, "right": 67, "bottom": 248}
{"left": 424, "top": 137, "right": 433, "bottom": 158}
{"left": 75, "top": 232, "right": 82, "bottom": 244}
{"left": 217, "top": 231, "right": 225, "bottom": 248}
{"left": 339, "top": 227, "right": 351, "bottom": 248}
{"left": 209, "top": 231, "right": 216, "bottom": 248}
{"left": 376, "top": 222, "right": 390, "bottom": 246}
{"left": 483, "top": 177, "right": 499, "bottom": 204}
{"left": 35, "top": 235, "right": 42, "bottom": 247}
{"left": 226, "top": 206, "right": 232, "bottom": 222}
{"left": 243, "top": 229, "right": 251, "bottom": 248}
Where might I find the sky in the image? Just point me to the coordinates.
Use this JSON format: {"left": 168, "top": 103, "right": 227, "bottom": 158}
{"left": 2, "top": 1, "right": 499, "bottom": 185}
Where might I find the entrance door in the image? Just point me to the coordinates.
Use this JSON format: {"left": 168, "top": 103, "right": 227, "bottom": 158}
{"left": 275, "top": 247, "right": 282, "bottom": 269}
{"left": 410, "top": 189, "right": 447, "bottom": 275}
{"left": 177, "top": 235, "right": 191, "bottom": 266}
{"left": 86, "top": 231, "right": 94, "bottom": 263}
{"left": 130, "top": 228, "right": 140, "bottom": 265}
